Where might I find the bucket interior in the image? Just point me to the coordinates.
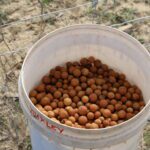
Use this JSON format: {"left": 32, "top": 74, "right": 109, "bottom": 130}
{"left": 22, "top": 25, "right": 150, "bottom": 104}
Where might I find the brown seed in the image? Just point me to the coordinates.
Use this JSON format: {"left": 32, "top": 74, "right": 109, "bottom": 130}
{"left": 80, "top": 58, "right": 88, "bottom": 66}
{"left": 89, "top": 104, "right": 98, "bottom": 112}
{"left": 53, "top": 108, "right": 60, "bottom": 116}
{"left": 73, "top": 96, "right": 80, "bottom": 103}
{"left": 78, "top": 106, "right": 88, "bottom": 115}
{"left": 73, "top": 68, "right": 81, "bottom": 77}
{"left": 102, "top": 109, "right": 111, "bottom": 118}
{"left": 68, "top": 116, "right": 76, "bottom": 123}
{"left": 139, "top": 101, "right": 145, "bottom": 107}
{"left": 57, "top": 101, "right": 64, "bottom": 108}
{"left": 81, "top": 83, "right": 87, "bottom": 89}
{"left": 36, "top": 104, "right": 43, "bottom": 110}
{"left": 94, "top": 111, "right": 101, "bottom": 119}
{"left": 122, "top": 105, "right": 127, "bottom": 110}
{"left": 51, "top": 101, "right": 57, "bottom": 109}
{"left": 118, "top": 110, "right": 126, "bottom": 119}
{"left": 69, "top": 89, "right": 76, "bottom": 97}
{"left": 59, "top": 109, "right": 69, "bottom": 119}
{"left": 107, "top": 92, "right": 115, "bottom": 99}
{"left": 88, "top": 72, "right": 94, "bottom": 78}
{"left": 109, "top": 76, "right": 116, "bottom": 83}
{"left": 133, "top": 102, "right": 140, "bottom": 110}
{"left": 68, "top": 86, "right": 73, "bottom": 90}
{"left": 89, "top": 93, "right": 97, "bottom": 102}
{"left": 75, "top": 86, "right": 82, "bottom": 92}
{"left": 111, "top": 87, "right": 117, "bottom": 93}
{"left": 91, "top": 84, "right": 97, "bottom": 90}
{"left": 110, "top": 121, "right": 117, "bottom": 126}
{"left": 85, "top": 123, "right": 92, "bottom": 129}
{"left": 119, "top": 73, "right": 126, "bottom": 80}
{"left": 48, "top": 111, "right": 55, "bottom": 118}
{"left": 132, "top": 93, "right": 140, "bottom": 101}
{"left": 68, "top": 66, "right": 75, "bottom": 74}
{"left": 126, "top": 92, "right": 132, "bottom": 99}
{"left": 126, "top": 113, "right": 134, "bottom": 119}
{"left": 49, "top": 69, "right": 55, "bottom": 76}
{"left": 77, "top": 101, "right": 84, "bottom": 107}
{"left": 71, "top": 78, "right": 79, "bottom": 87}
{"left": 29, "top": 90, "right": 38, "bottom": 97}
{"left": 127, "top": 107, "right": 134, "bottom": 113}
{"left": 90, "top": 66, "right": 97, "bottom": 73}
{"left": 113, "top": 82, "right": 120, "bottom": 88}
{"left": 126, "top": 101, "right": 133, "bottom": 107}
{"left": 102, "top": 84, "right": 108, "bottom": 90}
{"left": 87, "top": 112, "right": 94, "bottom": 120}
{"left": 40, "top": 97, "right": 50, "bottom": 106}
{"left": 85, "top": 103, "right": 90, "bottom": 109}
{"left": 103, "top": 120, "right": 110, "bottom": 127}
{"left": 63, "top": 94, "right": 69, "bottom": 99}
{"left": 61, "top": 72, "right": 68, "bottom": 79}
{"left": 88, "top": 56, "right": 95, "bottom": 63}
{"left": 36, "top": 84, "right": 45, "bottom": 92}
{"left": 118, "top": 86, "right": 127, "bottom": 95}
{"left": 128, "top": 87, "right": 135, "bottom": 94}
{"left": 110, "top": 99, "right": 117, "bottom": 105}
{"left": 45, "top": 94, "right": 53, "bottom": 101}
{"left": 95, "top": 119, "right": 102, "bottom": 126}
{"left": 80, "top": 76, "right": 87, "bottom": 83}
{"left": 78, "top": 116, "right": 88, "bottom": 125}
{"left": 64, "top": 98, "right": 72, "bottom": 106}
{"left": 68, "top": 75, "right": 74, "bottom": 81}
{"left": 54, "top": 90, "right": 62, "bottom": 99}
{"left": 71, "top": 102, "right": 76, "bottom": 108}
{"left": 86, "top": 88, "right": 93, "bottom": 95}
{"left": 42, "top": 110, "right": 48, "bottom": 116}
{"left": 94, "top": 89, "right": 101, "bottom": 96}
{"left": 107, "top": 105, "right": 114, "bottom": 112}
{"left": 56, "top": 82, "right": 62, "bottom": 88}
{"left": 51, "top": 77, "right": 57, "bottom": 84}
{"left": 48, "top": 85, "right": 57, "bottom": 93}
{"left": 102, "top": 90, "right": 108, "bottom": 97}
{"left": 30, "top": 97, "right": 37, "bottom": 105}
{"left": 91, "top": 123, "right": 99, "bottom": 129}
{"left": 54, "top": 71, "right": 61, "bottom": 79}
{"left": 115, "top": 103, "right": 122, "bottom": 111}
{"left": 42, "top": 76, "right": 51, "bottom": 84}
{"left": 81, "top": 68, "right": 89, "bottom": 76}
{"left": 87, "top": 79, "right": 95, "bottom": 86}
{"left": 111, "top": 113, "right": 119, "bottom": 121}
{"left": 121, "top": 96, "right": 127, "bottom": 103}
{"left": 82, "top": 96, "right": 89, "bottom": 103}
{"left": 78, "top": 91, "right": 85, "bottom": 98}
{"left": 44, "top": 105, "right": 52, "bottom": 111}
{"left": 66, "top": 107, "right": 76, "bottom": 116}
{"left": 74, "top": 113, "right": 79, "bottom": 120}
{"left": 94, "top": 59, "right": 101, "bottom": 68}
{"left": 65, "top": 120, "right": 73, "bottom": 126}
{"left": 115, "top": 93, "right": 121, "bottom": 100}
{"left": 99, "top": 99, "right": 108, "bottom": 108}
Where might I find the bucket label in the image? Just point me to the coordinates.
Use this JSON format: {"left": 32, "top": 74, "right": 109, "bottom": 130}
{"left": 30, "top": 108, "right": 64, "bottom": 134}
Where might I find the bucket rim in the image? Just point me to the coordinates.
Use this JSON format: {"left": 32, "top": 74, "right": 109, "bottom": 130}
{"left": 20, "top": 24, "right": 150, "bottom": 132}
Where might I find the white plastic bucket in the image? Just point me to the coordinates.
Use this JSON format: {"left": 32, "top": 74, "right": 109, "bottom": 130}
{"left": 19, "top": 25, "right": 150, "bottom": 150}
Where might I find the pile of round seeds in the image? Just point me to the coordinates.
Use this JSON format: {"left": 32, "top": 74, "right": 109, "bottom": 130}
{"left": 29, "top": 56, "right": 145, "bottom": 129}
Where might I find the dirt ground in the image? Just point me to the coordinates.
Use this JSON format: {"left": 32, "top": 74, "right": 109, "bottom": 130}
{"left": 0, "top": 0, "right": 150, "bottom": 150}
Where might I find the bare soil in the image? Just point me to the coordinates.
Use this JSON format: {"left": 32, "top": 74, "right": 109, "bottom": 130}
{"left": 0, "top": 0, "right": 149, "bottom": 150}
